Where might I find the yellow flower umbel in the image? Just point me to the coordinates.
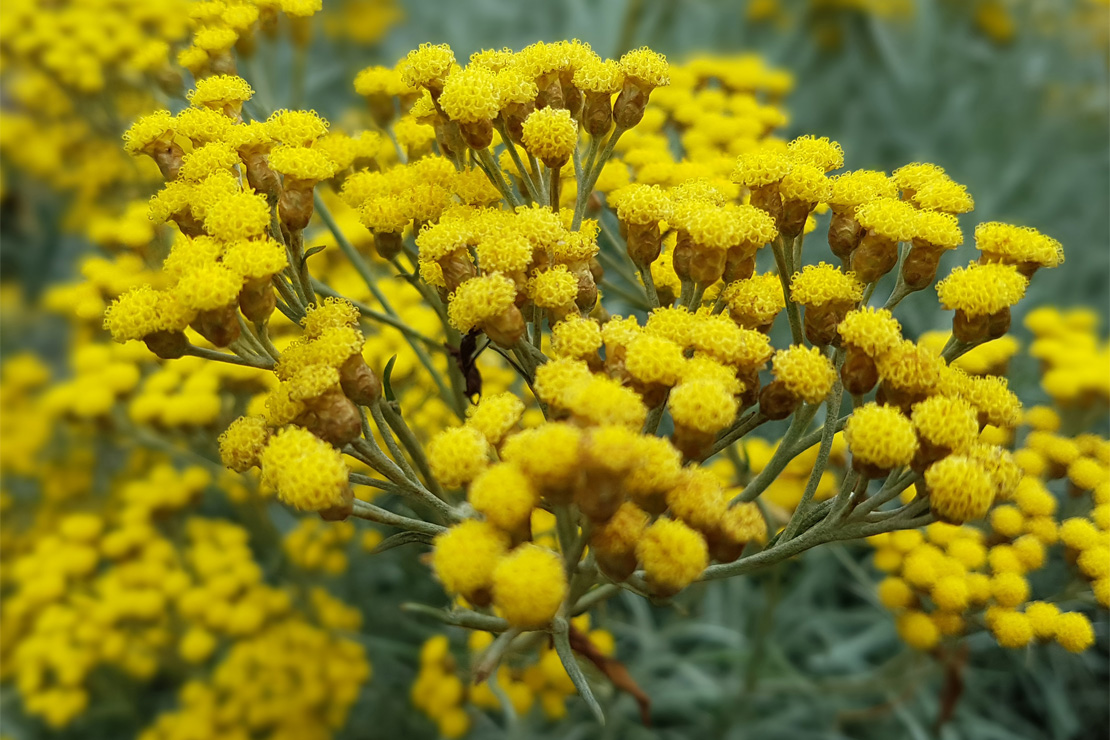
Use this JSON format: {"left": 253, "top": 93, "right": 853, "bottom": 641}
{"left": 789, "top": 262, "right": 864, "bottom": 346}
{"left": 936, "top": 262, "right": 1029, "bottom": 343}
{"left": 844, "top": 403, "right": 918, "bottom": 478}
{"left": 924, "top": 455, "right": 996, "bottom": 523}
{"left": 491, "top": 544, "right": 567, "bottom": 628}
{"left": 761, "top": 344, "right": 837, "bottom": 419}
{"left": 259, "top": 426, "right": 353, "bottom": 518}
{"left": 853, "top": 197, "right": 918, "bottom": 284}
{"left": 837, "top": 307, "right": 902, "bottom": 396}
{"left": 637, "top": 517, "right": 708, "bottom": 597}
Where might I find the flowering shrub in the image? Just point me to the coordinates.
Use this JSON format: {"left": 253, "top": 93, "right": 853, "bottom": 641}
{"left": 1, "top": 1, "right": 1106, "bottom": 738}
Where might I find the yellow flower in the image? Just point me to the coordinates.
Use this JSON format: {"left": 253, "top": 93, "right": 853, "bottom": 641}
{"left": 924, "top": 455, "right": 995, "bottom": 523}
{"left": 465, "top": 392, "right": 525, "bottom": 445}
{"left": 911, "top": 395, "right": 979, "bottom": 454}
{"left": 469, "top": 464, "right": 536, "bottom": 533}
{"left": 790, "top": 262, "right": 863, "bottom": 306}
{"left": 259, "top": 426, "right": 351, "bottom": 512}
{"left": 426, "top": 426, "right": 491, "bottom": 489}
{"left": 439, "top": 66, "right": 500, "bottom": 124}
{"left": 187, "top": 74, "right": 254, "bottom": 112}
{"left": 619, "top": 47, "right": 670, "bottom": 89}
{"left": 218, "top": 415, "right": 271, "bottom": 473}
{"left": 897, "top": 610, "right": 939, "bottom": 650}
{"left": 936, "top": 262, "right": 1028, "bottom": 317}
{"left": 1053, "top": 612, "right": 1095, "bottom": 653}
{"left": 771, "top": 345, "right": 837, "bottom": 404}
{"left": 786, "top": 135, "right": 844, "bottom": 172}
{"left": 844, "top": 403, "right": 918, "bottom": 472}
{"left": 521, "top": 107, "right": 578, "bottom": 167}
{"left": 492, "top": 545, "right": 567, "bottom": 627}
{"left": 432, "top": 520, "right": 509, "bottom": 600}
{"left": 400, "top": 43, "right": 457, "bottom": 91}
{"left": 636, "top": 518, "right": 708, "bottom": 595}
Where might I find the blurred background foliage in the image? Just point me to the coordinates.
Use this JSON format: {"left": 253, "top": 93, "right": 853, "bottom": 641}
{"left": 1, "top": 0, "right": 1107, "bottom": 739}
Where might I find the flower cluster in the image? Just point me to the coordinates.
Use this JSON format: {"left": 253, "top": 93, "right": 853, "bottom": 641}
{"left": 1, "top": 10, "right": 1105, "bottom": 738}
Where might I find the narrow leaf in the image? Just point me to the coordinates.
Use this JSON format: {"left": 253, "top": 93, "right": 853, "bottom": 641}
{"left": 553, "top": 620, "right": 605, "bottom": 725}
{"left": 370, "top": 530, "right": 432, "bottom": 555}
{"left": 382, "top": 354, "right": 398, "bottom": 402}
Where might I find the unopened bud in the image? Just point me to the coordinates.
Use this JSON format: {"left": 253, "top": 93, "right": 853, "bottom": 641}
{"left": 482, "top": 304, "right": 526, "bottom": 348}
{"left": 758, "top": 379, "right": 798, "bottom": 420}
{"left": 143, "top": 330, "right": 189, "bottom": 359}
{"left": 851, "top": 232, "right": 898, "bottom": 284}
{"left": 828, "top": 210, "right": 862, "bottom": 263}
{"left": 340, "top": 354, "right": 382, "bottom": 406}
{"left": 192, "top": 304, "right": 240, "bottom": 347}
{"left": 238, "top": 278, "right": 276, "bottom": 323}
{"left": 841, "top": 346, "right": 879, "bottom": 396}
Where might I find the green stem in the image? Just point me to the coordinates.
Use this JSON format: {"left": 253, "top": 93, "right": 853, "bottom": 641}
{"left": 772, "top": 236, "right": 804, "bottom": 345}
{"left": 287, "top": 229, "right": 317, "bottom": 307}
{"left": 379, "top": 400, "right": 445, "bottom": 500}
{"left": 495, "top": 121, "right": 542, "bottom": 203}
{"left": 638, "top": 264, "right": 660, "bottom": 308}
{"left": 781, "top": 377, "right": 843, "bottom": 541}
{"left": 368, "top": 404, "right": 420, "bottom": 486}
{"left": 401, "top": 602, "right": 511, "bottom": 632}
{"left": 572, "top": 128, "right": 625, "bottom": 230}
{"left": 552, "top": 618, "right": 605, "bottom": 725}
{"left": 350, "top": 499, "right": 445, "bottom": 536}
{"left": 476, "top": 146, "right": 523, "bottom": 208}
{"left": 184, "top": 344, "right": 273, "bottom": 370}
{"left": 315, "top": 193, "right": 462, "bottom": 419}
{"left": 702, "top": 409, "right": 768, "bottom": 461}
{"left": 729, "top": 404, "right": 819, "bottom": 505}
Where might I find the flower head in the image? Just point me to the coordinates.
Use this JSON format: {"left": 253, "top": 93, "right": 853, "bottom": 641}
{"left": 772, "top": 345, "right": 837, "bottom": 404}
{"left": 936, "top": 262, "right": 1028, "bottom": 317}
{"left": 260, "top": 427, "right": 350, "bottom": 512}
{"left": 492, "top": 545, "right": 567, "bottom": 628}
{"left": 844, "top": 403, "right": 918, "bottom": 472}
{"left": 521, "top": 107, "right": 578, "bottom": 167}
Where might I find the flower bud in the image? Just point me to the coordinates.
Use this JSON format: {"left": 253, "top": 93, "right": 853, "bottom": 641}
{"left": 339, "top": 354, "right": 382, "bottom": 406}
{"left": 143, "top": 330, "right": 189, "bottom": 360}
{"left": 759, "top": 379, "right": 799, "bottom": 420}
{"left": 851, "top": 231, "right": 899, "bottom": 284}
{"left": 191, "top": 304, "right": 241, "bottom": 347}
{"left": 238, "top": 278, "right": 276, "bottom": 323}
{"left": 296, "top": 388, "right": 362, "bottom": 448}
{"left": 827, "top": 210, "right": 862, "bottom": 263}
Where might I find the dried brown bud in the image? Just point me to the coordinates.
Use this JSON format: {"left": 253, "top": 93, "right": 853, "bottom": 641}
{"left": 278, "top": 181, "right": 315, "bottom": 232}
{"left": 191, "top": 304, "right": 240, "bottom": 347}
{"left": 828, "top": 210, "right": 862, "bottom": 263}
{"left": 458, "top": 119, "right": 493, "bottom": 150}
{"left": 759, "top": 379, "right": 799, "bottom": 420}
{"left": 851, "top": 232, "right": 899, "bottom": 284}
{"left": 143, "top": 330, "right": 189, "bottom": 360}
{"left": 582, "top": 90, "right": 614, "bottom": 138}
{"left": 841, "top": 346, "right": 879, "bottom": 396}
{"left": 238, "top": 278, "right": 276, "bottom": 323}
{"left": 482, "top": 304, "right": 526, "bottom": 348}
{"left": 340, "top": 354, "right": 382, "bottom": 406}
{"left": 296, "top": 389, "right": 362, "bottom": 448}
